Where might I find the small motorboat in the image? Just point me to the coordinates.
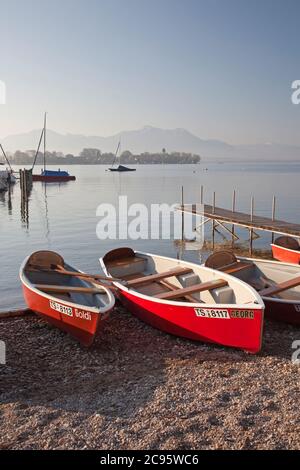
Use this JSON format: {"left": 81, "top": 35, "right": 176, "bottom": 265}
{"left": 32, "top": 169, "right": 76, "bottom": 182}
{"left": 100, "top": 248, "right": 264, "bottom": 353}
{"left": 271, "top": 236, "right": 300, "bottom": 264}
{"left": 109, "top": 165, "right": 136, "bottom": 172}
{"left": 205, "top": 250, "right": 300, "bottom": 326}
{"left": 20, "top": 251, "right": 115, "bottom": 346}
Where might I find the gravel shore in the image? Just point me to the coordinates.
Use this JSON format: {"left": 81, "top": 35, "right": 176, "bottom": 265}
{"left": 0, "top": 305, "right": 300, "bottom": 450}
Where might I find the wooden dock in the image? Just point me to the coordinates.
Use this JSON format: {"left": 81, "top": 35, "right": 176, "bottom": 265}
{"left": 181, "top": 203, "right": 300, "bottom": 237}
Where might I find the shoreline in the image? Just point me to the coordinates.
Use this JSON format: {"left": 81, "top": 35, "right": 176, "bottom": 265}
{"left": 1, "top": 306, "right": 300, "bottom": 450}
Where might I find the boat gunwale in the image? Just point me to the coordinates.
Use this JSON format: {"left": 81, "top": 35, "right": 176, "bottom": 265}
{"left": 271, "top": 243, "right": 300, "bottom": 255}
{"left": 100, "top": 250, "right": 264, "bottom": 310}
{"left": 238, "top": 255, "right": 300, "bottom": 305}
{"left": 20, "top": 255, "right": 115, "bottom": 315}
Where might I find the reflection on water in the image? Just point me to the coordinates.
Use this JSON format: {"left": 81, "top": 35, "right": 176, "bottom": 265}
{"left": 1, "top": 163, "right": 300, "bottom": 311}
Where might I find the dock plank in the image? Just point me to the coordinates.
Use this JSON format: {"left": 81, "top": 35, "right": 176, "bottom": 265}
{"left": 180, "top": 204, "right": 300, "bottom": 237}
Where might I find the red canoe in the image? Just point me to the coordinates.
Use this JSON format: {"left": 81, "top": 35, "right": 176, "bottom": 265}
{"left": 20, "top": 251, "right": 115, "bottom": 346}
{"left": 100, "top": 248, "right": 264, "bottom": 354}
{"left": 205, "top": 250, "right": 300, "bottom": 326}
{"left": 271, "top": 236, "right": 300, "bottom": 264}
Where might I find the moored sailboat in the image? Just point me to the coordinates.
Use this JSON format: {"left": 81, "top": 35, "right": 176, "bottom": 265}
{"left": 108, "top": 141, "right": 136, "bottom": 172}
{"left": 32, "top": 113, "right": 76, "bottom": 182}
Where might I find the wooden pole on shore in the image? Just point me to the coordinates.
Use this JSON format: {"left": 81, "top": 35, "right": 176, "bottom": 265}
{"left": 212, "top": 191, "right": 216, "bottom": 249}
{"left": 181, "top": 186, "right": 184, "bottom": 241}
{"left": 20, "top": 169, "right": 32, "bottom": 227}
{"left": 249, "top": 196, "right": 254, "bottom": 256}
{"left": 271, "top": 196, "right": 276, "bottom": 244}
{"left": 232, "top": 189, "right": 236, "bottom": 248}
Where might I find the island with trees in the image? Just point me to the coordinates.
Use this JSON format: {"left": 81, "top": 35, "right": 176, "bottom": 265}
{"left": 10, "top": 148, "right": 201, "bottom": 165}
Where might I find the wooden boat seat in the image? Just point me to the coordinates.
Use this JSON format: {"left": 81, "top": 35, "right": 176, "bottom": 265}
{"left": 35, "top": 284, "right": 105, "bottom": 295}
{"left": 221, "top": 261, "right": 254, "bottom": 275}
{"left": 205, "top": 250, "right": 237, "bottom": 270}
{"left": 127, "top": 267, "right": 193, "bottom": 287}
{"left": 121, "top": 272, "right": 144, "bottom": 280}
{"left": 122, "top": 271, "right": 199, "bottom": 302}
{"left": 104, "top": 249, "right": 147, "bottom": 277}
{"left": 158, "top": 278, "right": 200, "bottom": 302}
{"left": 155, "top": 279, "right": 228, "bottom": 300}
{"left": 274, "top": 236, "right": 300, "bottom": 250}
{"left": 259, "top": 276, "right": 300, "bottom": 297}
{"left": 26, "top": 250, "right": 64, "bottom": 271}
{"left": 107, "top": 256, "right": 144, "bottom": 268}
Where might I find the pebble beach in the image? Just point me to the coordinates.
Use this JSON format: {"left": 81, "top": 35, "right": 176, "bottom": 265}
{"left": 0, "top": 305, "right": 299, "bottom": 450}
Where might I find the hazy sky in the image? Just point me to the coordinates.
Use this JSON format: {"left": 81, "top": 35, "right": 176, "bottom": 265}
{"left": 1, "top": 0, "right": 300, "bottom": 144}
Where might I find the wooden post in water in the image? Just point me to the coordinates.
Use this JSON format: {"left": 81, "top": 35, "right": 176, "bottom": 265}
{"left": 231, "top": 189, "right": 236, "bottom": 248}
{"left": 271, "top": 196, "right": 276, "bottom": 244}
{"left": 181, "top": 186, "right": 184, "bottom": 241}
{"left": 20, "top": 169, "right": 31, "bottom": 227}
{"left": 249, "top": 196, "right": 254, "bottom": 256}
{"left": 212, "top": 191, "right": 216, "bottom": 249}
{"left": 200, "top": 185, "right": 204, "bottom": 205}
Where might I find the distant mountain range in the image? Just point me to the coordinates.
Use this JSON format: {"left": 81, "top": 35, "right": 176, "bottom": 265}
{"left": 2, "top": 125, "right": 300, "bottom": 161}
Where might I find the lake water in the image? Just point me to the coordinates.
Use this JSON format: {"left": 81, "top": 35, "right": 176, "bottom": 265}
{"left": 1, "top": 162, "right": 300, "bottom": 311}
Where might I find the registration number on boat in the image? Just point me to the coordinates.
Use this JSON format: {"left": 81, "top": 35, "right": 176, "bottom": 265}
{"left": 194, "top": 308, "right": 230, "bottom": 319}
{"left": 49, "top": 300, "right": 73, "bottom": 317}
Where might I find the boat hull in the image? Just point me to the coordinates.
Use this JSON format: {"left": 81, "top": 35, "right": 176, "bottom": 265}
{"left": 22, "top": 283, "right": 103, "bottom": 346}
{"left": 115, "top": 288, "right": 263, "bottom": 354}
{"left": 109, "top": 169, "right": 136, "bottom": 172}
{"left": 264, "top": 297, "right": 300, "bottom": 325}
{"left": 271, "top": 243, "right": 300, "bottom": 264}
{"left": 32, "top": 175, "right": 76, "bottom": 182}
{"left": 234, "top": 256, "right": 300, "bottom": 326}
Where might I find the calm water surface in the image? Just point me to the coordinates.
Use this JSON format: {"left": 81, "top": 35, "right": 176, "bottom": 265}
{"left": 1, "top": 162, "right": 300, "bottom": 311}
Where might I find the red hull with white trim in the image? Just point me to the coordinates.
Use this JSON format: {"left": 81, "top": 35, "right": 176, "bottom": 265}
{"left": 22, "top": 283, "right": 102, "bottom": 346}
{"left": 117, "top": 288, "right": 263, "bottom": 353}
{"left": 101, "top": 249, "right": 264, "bottom": 354}
{"left": 20, "top": 251, "right": 115, "bottom": 346}
{"left": 271, "top": 243, "right": 300, "bottom": 265}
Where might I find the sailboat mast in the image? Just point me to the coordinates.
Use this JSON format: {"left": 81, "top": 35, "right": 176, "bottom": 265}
{"left": 43, "top": 112, "right": 47, "bottom": 172}
{"left": 0, "top": 143, "right": 12, "bottom": 172}
{"left": 112, "top": 140, "right": 120, "bottom": 167}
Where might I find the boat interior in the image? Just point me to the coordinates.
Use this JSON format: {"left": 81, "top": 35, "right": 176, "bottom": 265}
{"left": 274, "top": 236, "right": 300, "bottom": 251}
{"left": 24, "top": 251, "right": 109, "bottom": 308}
{"left": 205, "top": 251, "right": 300, "bottom": 301}
{"left": 103, "top": 248, "right": 260, "bottom": 305}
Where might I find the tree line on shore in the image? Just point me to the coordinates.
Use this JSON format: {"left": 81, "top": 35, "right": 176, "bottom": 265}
{"left": 10, "top": 148, "right": 201, "bottom": 165}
